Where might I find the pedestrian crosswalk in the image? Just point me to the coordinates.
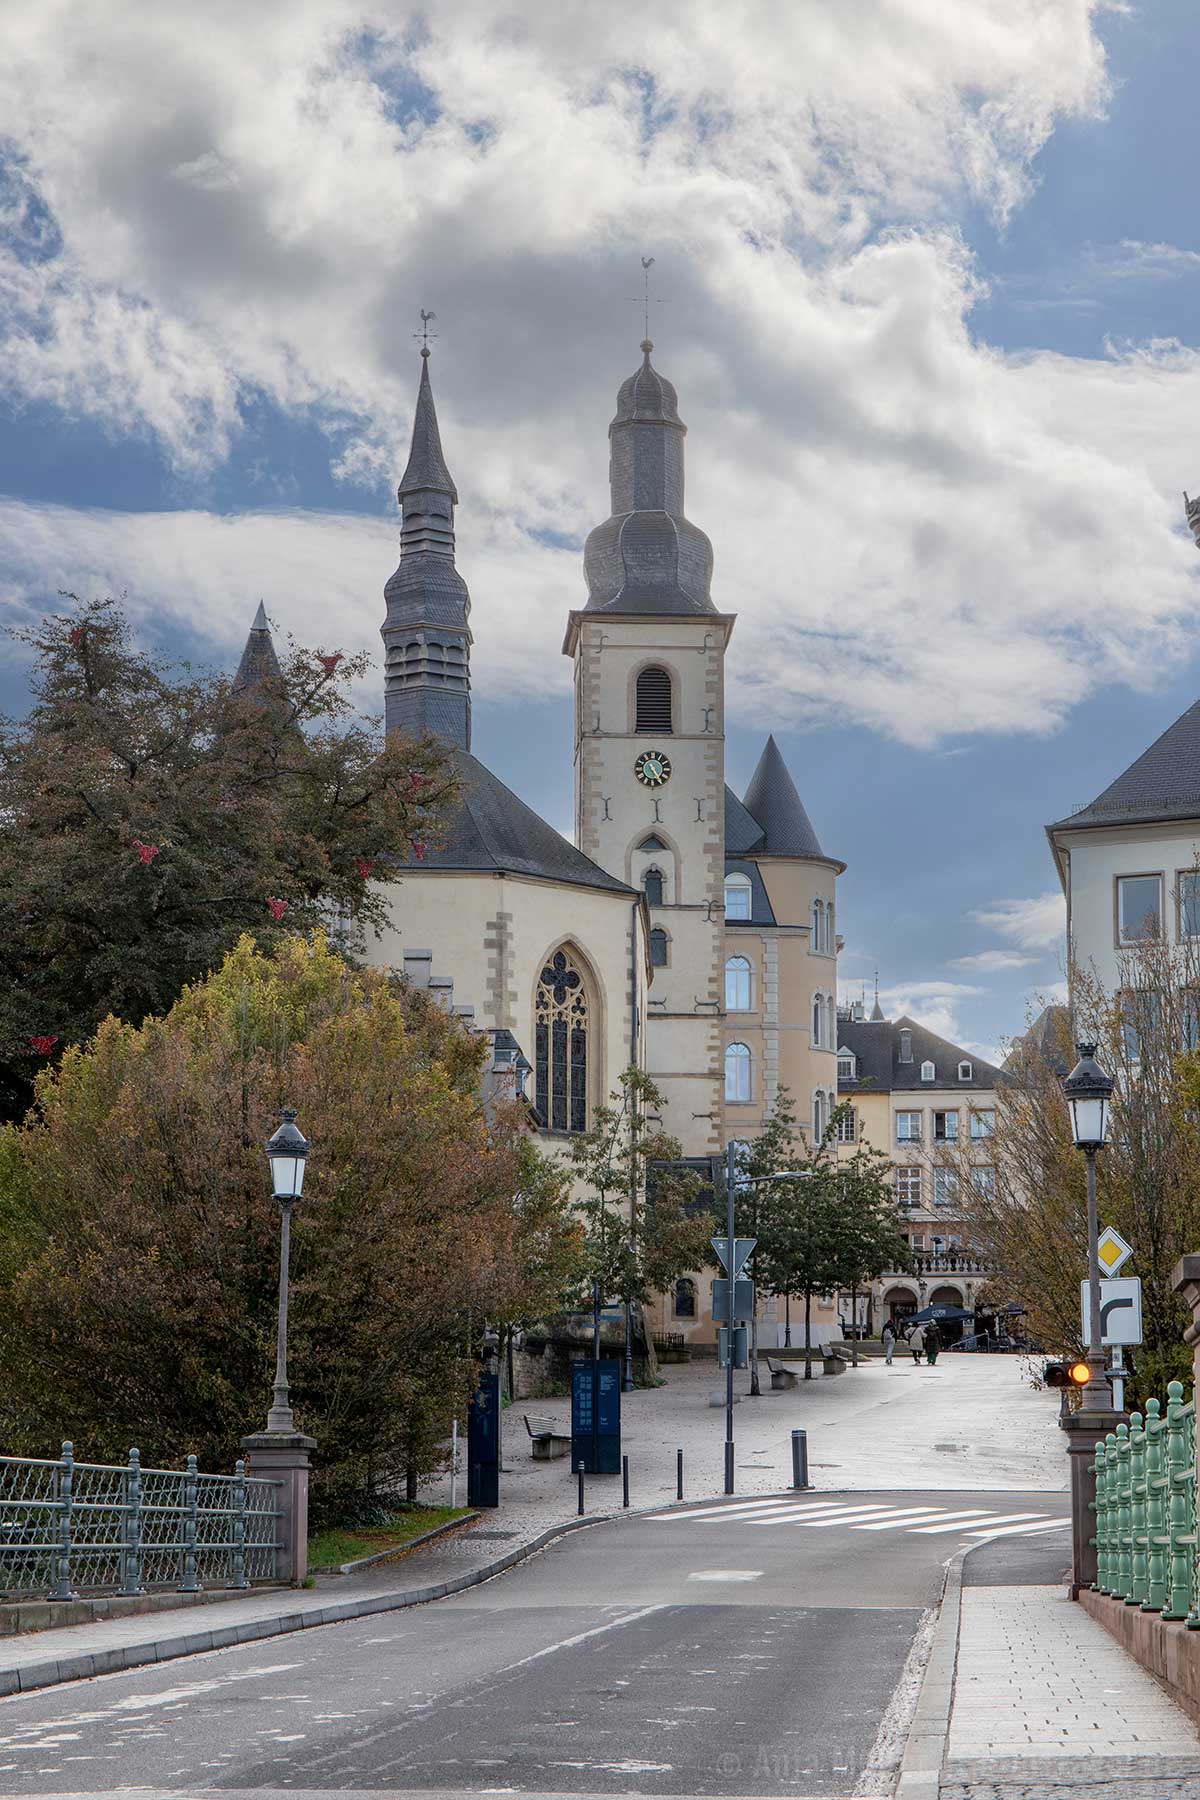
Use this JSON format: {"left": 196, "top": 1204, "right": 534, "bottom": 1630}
{"left": 646, "top": 1494, "right": 1070, "bottom": 1542}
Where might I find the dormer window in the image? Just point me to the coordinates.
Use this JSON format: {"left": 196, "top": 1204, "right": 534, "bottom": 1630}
{"left": 838, "top": 1049, "right": 856, "bottom": 1080}
{"left": 724, "top": 874, "right": 752, "bottom": 920}
{"left": 957, "top": 1060, "right": 973, "bottom": 1081}
{"left": 920, "top": 1060, "right": 936, "bottom": 1082}
{"left": 899, "top": 1028, "right": 912, "bottom": 1062}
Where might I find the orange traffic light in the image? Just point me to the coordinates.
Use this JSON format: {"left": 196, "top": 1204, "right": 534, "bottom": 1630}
{"left": 1069, "top": 1361, "right": 1091, "bottom": 1386}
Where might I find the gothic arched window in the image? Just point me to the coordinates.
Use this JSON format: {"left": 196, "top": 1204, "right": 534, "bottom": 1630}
{"left": 649, "top": 927, "right": 668, "bottom": 967}
{"left": 673, "top": 1277, "right": 696, "bottom": 1318}
{"left": 535, "top": 947, "right": 589, "bottom": 1133}
{"left": 635, "top": 665, "right": 673, "bottom": 733}
{"left": 643, "top": 866, "right": 665, "bottom": 907}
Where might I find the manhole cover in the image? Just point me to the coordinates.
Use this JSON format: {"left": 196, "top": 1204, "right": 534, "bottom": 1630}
{"left": 934, "top": 1442, "right": 961, "bottom": 1452}
{"left": 467, "top": 1529, "right": 519, "bottom": 1541}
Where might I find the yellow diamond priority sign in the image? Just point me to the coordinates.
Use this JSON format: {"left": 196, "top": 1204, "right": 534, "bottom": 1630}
{"left": 1097, "top": 1226, "right": 1133, "bottom": 1277}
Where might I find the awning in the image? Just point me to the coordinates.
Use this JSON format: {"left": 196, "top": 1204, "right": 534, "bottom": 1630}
{"left": 911, "top": 1304, "right": 974, "bottom": 1323}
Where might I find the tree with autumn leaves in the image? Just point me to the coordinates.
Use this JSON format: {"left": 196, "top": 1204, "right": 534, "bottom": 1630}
{"left": 0, "top": 933, "right": 582, "bottom": 1520}
{"left": 0, "top": 598, "right": 455, "bottom": 1121}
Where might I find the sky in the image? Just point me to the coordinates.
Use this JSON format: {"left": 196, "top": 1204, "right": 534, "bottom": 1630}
{"left": 3, "top": 0, "right": 1200, "bottom": 1062}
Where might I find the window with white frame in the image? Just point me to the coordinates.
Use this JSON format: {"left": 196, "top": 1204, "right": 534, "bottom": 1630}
{"left": 838, "top": 1050, "right": 856, "bottom": 1080}
{"left": 1179, "top": 869, "right": 1200, "bottom": 940}
{"left": 895, "top": 1166, "right": 922, "bottom": 1206}
{"left": 1117, "top": 873, "right": 1163, "bottom": 945}
{"left": 934, "top": 1110, "right": 958, "bottom": 1142}
{"left": 957, "top": 1060, "right": 973, "bottom": 1081}
{"left": 725, "top": 1041, "right": 751, "bottom": 1102}
{"left": 896, "top": 1110, "right": 922, "bottom": 1142}
{"left": 933, "top": 1167, "right": 959, "bottom": 1209}
{"left": 920, "top": 1059, "right": 936, "bottom": 1082}
{"left": 970, "top": 1109, "right": 995, "bottom": 1139}
{"left": 835, "top": 1107, "right": 856, "bottom": 1144}
{"left": 813, "top": 1090, "right": 826, "bottom": 1138}
{"left": 725, "top": 955, "right": 751, "bottom": 1011}
{"left": 970, "top": 1165, "right": 996, "bottom": 1198}
{"left": 724, "top": 874, "right": 751, "bottom": 921}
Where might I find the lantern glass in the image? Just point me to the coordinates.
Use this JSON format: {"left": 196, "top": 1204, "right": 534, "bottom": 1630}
{"left": 1063, "top": 1044, "right": 1114, "bottom": 1150}
{"left": 265, "top": 1110, "right": 310, "bottom": 1200}
{"left": 1069, "top": 1093, "right": 1110, "bottom": 1149}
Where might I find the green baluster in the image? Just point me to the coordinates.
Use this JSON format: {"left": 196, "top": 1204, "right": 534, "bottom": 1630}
{"left": 1089, "top": 1437, "right": 1105, "bottom": 1593}
{"left": 1098, "top": 1433, "right": 1116, "bottom": 1594}
{"left": 1115, "top": 1422, "right": 1133, "bottom": 1601}
{"left": 1184, "top": 1401, "right": 1200, "bottom": 1628}
{"left": 1129, "top": 1411, "right": 1148, "bottom": 1605}
{"left": 1164, "top": 1382, "right": 1192, "bottom": 1620}
{"left": 1143, "top": 1398, "right": 1168, "bottom": 1613}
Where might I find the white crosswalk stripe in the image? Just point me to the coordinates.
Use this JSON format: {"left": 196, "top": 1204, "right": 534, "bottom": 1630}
{"left": 646, "top": 1494, "right": 1069, "bottom": 1542}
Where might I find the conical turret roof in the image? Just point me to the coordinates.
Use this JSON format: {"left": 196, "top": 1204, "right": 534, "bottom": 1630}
{"left": 233, "top": 602, "right": 281, "bottom": 692}
{"left": 742, "top": 736, "right": 838, "bottom": 864}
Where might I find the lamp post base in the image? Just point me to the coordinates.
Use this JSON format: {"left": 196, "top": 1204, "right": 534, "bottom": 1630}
{"left": 1061, "top": 1400, "right": 1121, "bottom": 1596}
{"left": 242, "top": 1429, "right": 316, "bottom": 1586}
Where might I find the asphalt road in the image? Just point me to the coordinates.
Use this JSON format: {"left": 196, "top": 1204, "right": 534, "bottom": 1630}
{"left": 0, "top": 1488, "right": 1069, "bottom": 1800}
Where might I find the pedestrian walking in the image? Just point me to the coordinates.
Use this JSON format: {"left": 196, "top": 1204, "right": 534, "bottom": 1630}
{"left": 925, "top": 1322, "right": 941, "bottom": 1366}
{"left": 881, "top": 1319, "right": 896, "bottom": 1365}
{"left": 907, "top": 1321, "right": 926, "bottom": 1364}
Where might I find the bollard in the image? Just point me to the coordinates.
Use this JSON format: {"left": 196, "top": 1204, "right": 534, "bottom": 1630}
{"left": 622, "top": 1454, "right": 630, "bottom": 1509}
{"left": 791, "top": 1428, "right": 809, "bottom": 1492}
{"left": 676, "top": 1445, "right": 683, "bottom": 1501}
{"left": 577, "top": 1461, "right": 585, "bottom": 1517}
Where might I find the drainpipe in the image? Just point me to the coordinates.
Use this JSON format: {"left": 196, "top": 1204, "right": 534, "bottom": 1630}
{"left": 624, "top": 900, "right": 640, "bottom": 1393}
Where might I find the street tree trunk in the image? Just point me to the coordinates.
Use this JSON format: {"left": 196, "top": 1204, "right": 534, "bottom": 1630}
{"left": 850, "top": 1281, "right": 859, "bottom": 1368}
{"left": 803, "top": 1288, "right": 813, "bottom": 1380}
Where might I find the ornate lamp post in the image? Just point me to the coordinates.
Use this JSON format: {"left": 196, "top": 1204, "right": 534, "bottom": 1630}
{"left": 1063, "top": 1043, "right": 1114, "bottom": 1410}
{"left": 263, "top": 1109, "right": 310, "bottom": 1434}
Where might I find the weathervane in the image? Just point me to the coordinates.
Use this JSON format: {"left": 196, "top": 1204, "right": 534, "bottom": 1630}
{"left": 414, "top": 308, "right": 437, "bottom": 355}
{"left": 631, "top": 256, "right": 661, "bottom": 344}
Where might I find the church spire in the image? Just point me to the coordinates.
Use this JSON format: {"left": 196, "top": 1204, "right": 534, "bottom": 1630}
{"left": 582, "top": 336, "right": 716, "bottom": 615}
{"left": 233, "top": 600, "right": 281, "bottom": 694}
{"left": 381, "top": 339, "right": 472, "bottom": 750}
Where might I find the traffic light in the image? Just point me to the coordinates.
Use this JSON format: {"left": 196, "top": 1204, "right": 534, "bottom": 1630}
{"left": 1044, "top": 1359, "right": 1091, "bottom": 1389}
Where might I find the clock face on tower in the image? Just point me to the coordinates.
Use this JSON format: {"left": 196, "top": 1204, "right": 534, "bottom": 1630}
{"left": 634, "top": 750, "right": 672, "bottom": 789}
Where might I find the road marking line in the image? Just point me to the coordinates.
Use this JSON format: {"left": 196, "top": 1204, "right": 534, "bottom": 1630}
{"left": 743, "top": 1503, "right": 897, "bottom": 1524}
{"left": 648, "top": 1497, "right": 846, "bottom": 1521}
{"left": 784, "top": 1506, "right": 915, "bottom": 1526}
{"left": 686, "top": 1569, "right": 763, "bottom": 1582}
{"left": 850, "top": 1509, "right": 969, "bottom": 1529}
{"left": 495, "top": 1603, "right": 668, "bottom": 1672}
{"left": 965, "top": 1518, "right": 1069, "bottom": 1540}
{"left": 908, "top": 1512, "right": 1047, "bottom": 1534}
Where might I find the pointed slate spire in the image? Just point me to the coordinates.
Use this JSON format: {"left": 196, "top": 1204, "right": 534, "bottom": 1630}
{"left": 382, "top": 346, "right": 472, "bottom": 750}
{"left": 871, "top": 969, "right": 885, "bottom": 1022}
{"left": 742, "top": 736, "right": 829, "bottom": 861}
{"left": 233, "top": 601, "right": 281, "bottom": 693}
{"left": 582, "top": 337, "right": 716, "bottom": 616}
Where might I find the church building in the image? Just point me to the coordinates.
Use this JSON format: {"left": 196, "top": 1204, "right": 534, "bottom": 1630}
{"left": 244, "top": 332, "right": 845, "bottom": 1350}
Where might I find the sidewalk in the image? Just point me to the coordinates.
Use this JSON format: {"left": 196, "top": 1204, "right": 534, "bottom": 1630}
{"left": 933, "top": 1579, "right": 1200, "bottom": 1799}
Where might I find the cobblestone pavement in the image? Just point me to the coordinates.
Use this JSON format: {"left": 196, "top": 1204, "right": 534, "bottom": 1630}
{"left": 942, "top": 1585, "right": 1200, "bottom": 1799}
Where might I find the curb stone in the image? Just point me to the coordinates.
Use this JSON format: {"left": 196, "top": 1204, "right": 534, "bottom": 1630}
{"left": 337, "top": 1508, "right": 481, "bottom": 1572}
{"left": 896, "top": 1546, "right": 966, "bottom": 1800}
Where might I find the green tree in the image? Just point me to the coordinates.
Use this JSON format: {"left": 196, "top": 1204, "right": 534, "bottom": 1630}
{"left": 0, "top": 598, "right": 456, "bottom": 1120}
{"left": 826, "top": 1129, "right": 914, "bottom": 1363}
{"left": 568, "top": 1067, "right": 712, "bottom": 1334}
{"left": 0, "top": 932, "right": 576, "bottom": 1520}
{"left": 752, "top": 1095, "right": 844, "bottom": 1379}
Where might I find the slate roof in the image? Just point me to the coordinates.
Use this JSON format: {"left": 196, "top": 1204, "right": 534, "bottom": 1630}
{"left": 421, "top": 751, "right": 634, "bottom": 894}
{"left": 724, "top": 785, "right": 766, "bottom": 855}
{"left": 1047, "top": 695, "right": 1200, "bottom": 831}
{"left": 723, "top": 856, "right": 776, "bottom": 926}
{"left": 836, "top": 1015, "right": 1006, "bottom": 1095}
{"left": 232, "top": 602, "right": 281, "bottom": 692}
{"left": 398, "top": 350, "right": 458, "bottom": 502}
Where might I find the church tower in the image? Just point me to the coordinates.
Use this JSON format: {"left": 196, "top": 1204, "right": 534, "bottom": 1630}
{"left": 564, "top": 340, "right": 734, "bottom": 1157}
{"left": 381, "top": 347, "right": 472, "bottom": 748}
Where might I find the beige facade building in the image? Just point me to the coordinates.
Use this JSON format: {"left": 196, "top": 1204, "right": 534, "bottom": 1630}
{"left": 836, "top": 1009, "right": 1003, "bottom": 1339}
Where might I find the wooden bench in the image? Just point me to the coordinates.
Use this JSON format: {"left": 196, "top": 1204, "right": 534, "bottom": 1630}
{"left": 765, "top": 1356, "right": 798, "bottom": 1390}
{"left": 523, "top": 1414, "right": 572, "bottom": 1461}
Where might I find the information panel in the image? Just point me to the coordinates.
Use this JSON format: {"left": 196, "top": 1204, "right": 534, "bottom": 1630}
{"left": 467, "top": 1364, "right": 501, "bottom": 1508}
{"left": 571, "top": 1358, "right": 622, "bottom": 1475}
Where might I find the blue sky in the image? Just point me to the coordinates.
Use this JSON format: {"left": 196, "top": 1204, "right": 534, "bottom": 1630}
{"left": 3, "top": 2, "right": 1200, "bottom": 1059}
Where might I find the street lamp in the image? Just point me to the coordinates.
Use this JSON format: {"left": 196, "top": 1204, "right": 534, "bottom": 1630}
{"left": 264, "top": 1108, "right": 311, "bottom": 1434}
{"left": 1063, "top": 1043, "right": 1114, "bottom": 1410}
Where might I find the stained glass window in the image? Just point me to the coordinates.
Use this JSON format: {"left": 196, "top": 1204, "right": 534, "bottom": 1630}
{"left": 535, "top": 947, "right": 589, "bottom": 1132}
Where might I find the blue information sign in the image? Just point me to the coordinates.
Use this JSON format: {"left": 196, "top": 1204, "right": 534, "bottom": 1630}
{"left": 571, "top": 1359, "right": 621, "bottom": 1474}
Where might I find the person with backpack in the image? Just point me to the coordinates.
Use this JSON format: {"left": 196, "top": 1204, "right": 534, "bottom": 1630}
{"left": 881, "top": 1319, "right": 897, "bottom": 1365}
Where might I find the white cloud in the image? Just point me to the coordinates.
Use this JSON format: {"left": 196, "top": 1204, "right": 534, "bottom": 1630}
{"left": 872, "top": 979, "right": 988, "bottom": 1046}
{"left": 970, "top": 892, "right": 1067, "bottom": 952}
{"left": 6, "top": 3, "right": 1200, "bottom": 745}
{"left": 950, "top": 949, "right": 1041, "bottom": 972}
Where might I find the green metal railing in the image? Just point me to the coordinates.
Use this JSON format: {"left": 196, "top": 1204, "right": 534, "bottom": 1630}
{"left": 1091, "top": 1381, "right": 1200, "bottom": 1623}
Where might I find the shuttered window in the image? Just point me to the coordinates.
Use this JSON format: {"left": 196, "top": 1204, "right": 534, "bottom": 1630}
{"left": 635, "top": 666, "right": 673, "bottom": 732}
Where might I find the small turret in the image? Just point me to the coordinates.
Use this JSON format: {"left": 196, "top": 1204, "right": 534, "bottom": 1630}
{"left": 233, "top": 601, "right": 281, "bottom": 694}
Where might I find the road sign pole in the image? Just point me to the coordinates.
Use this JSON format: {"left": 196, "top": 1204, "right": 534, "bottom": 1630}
{"left": 724, "top": 1140, "right": 736, "bottom": 1496}
{"left": 1083, "top": 1147, "right": 1108, "bottom": 1409}
{"left": 1111, "top": 1344, "right": 1125, "bottom": 1412}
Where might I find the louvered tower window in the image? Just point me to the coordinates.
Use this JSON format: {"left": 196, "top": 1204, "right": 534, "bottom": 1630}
{"left": 635, "top": 666, "right": 673, "bottom": 733}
